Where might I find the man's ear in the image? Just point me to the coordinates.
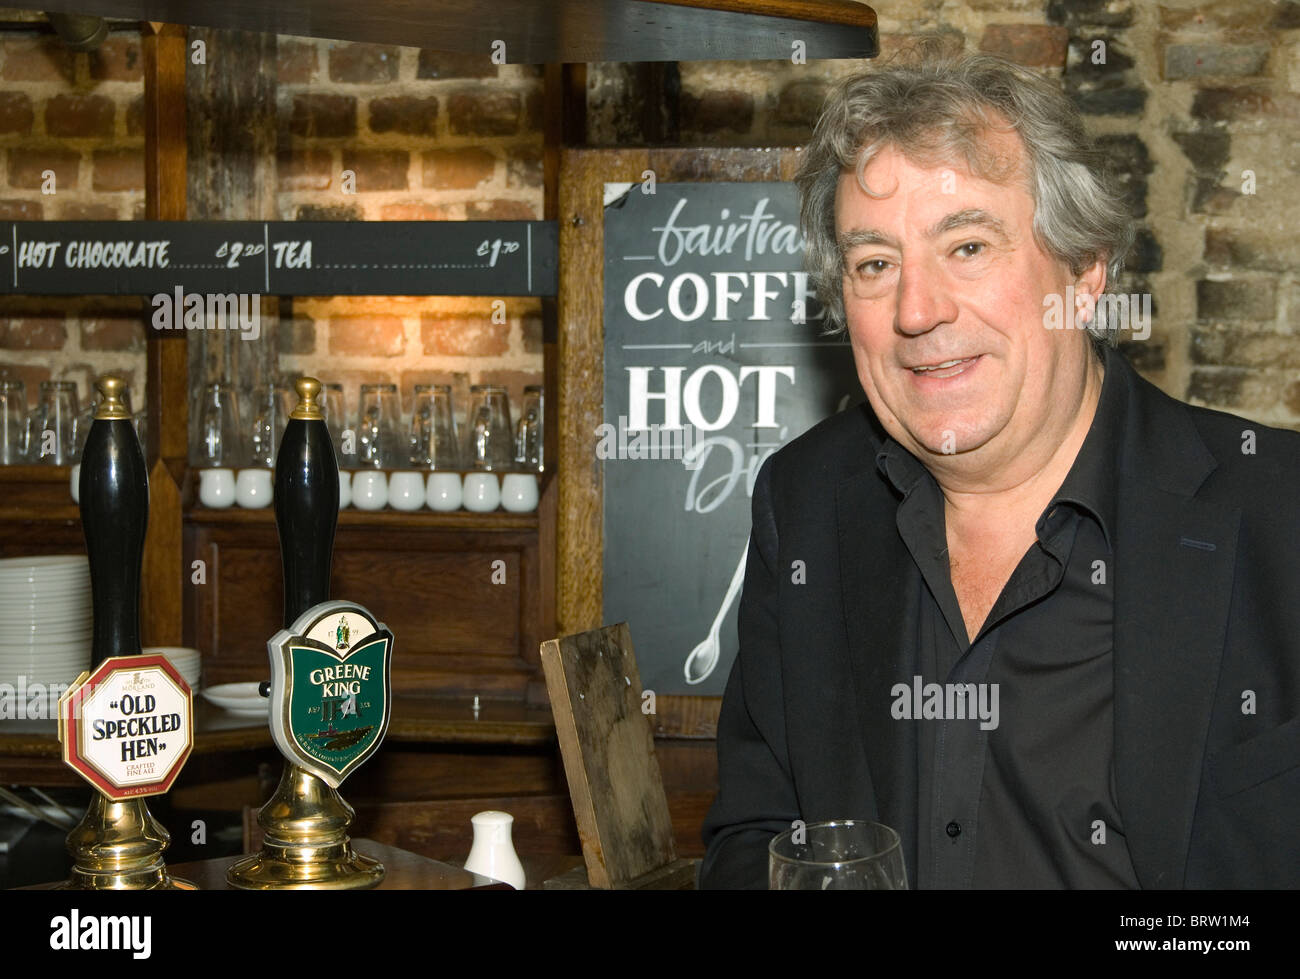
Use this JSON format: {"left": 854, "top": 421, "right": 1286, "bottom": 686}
{"left": 1073, "top": 257, "right": 1108, "bottom": 328}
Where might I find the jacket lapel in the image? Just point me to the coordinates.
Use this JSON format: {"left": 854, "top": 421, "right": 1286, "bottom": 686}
{"left": 836, "top": 431, "right": 920, "bottom": 881}
{"left": 1112, "top": 360, "right": 1239, "bottom": 888}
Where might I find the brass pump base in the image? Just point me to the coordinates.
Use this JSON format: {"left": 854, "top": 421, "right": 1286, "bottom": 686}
{"left": 226, "top": 762, "right": 384, "bottom": 890}
{"left": 60, "top": 794, "right": 195, "bottom": 890}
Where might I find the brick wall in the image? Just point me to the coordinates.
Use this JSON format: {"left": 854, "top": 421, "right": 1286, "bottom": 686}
{"left": 0, "top": 19, "right": 145, "bottom": 407}
{"left": 273, "top": 39, "right": 545, "bottom": 422}
{"left": 1, "top": 4, "right": 1297, "bottom": 433}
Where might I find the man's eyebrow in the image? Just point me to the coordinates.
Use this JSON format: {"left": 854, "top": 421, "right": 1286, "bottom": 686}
{"left": 838, "top": 208, "right": 1012, "bottom": 253}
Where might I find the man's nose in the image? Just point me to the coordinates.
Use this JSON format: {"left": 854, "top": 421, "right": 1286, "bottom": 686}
{"left": 895, "top": 255, "right": 958, "bottom": 336}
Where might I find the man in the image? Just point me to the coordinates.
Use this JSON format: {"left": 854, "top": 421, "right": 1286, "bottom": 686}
{"left": 700, "top": 43, "right": 1300, "bottom": 888}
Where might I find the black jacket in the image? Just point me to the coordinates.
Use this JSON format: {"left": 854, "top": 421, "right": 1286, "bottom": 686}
{"left": 700, "top": 350, "right": 1300, "bottom": 888}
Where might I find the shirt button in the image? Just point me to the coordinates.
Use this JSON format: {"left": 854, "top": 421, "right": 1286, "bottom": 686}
{"left": 946, "top": 821, "right": 962, "bottom": 838}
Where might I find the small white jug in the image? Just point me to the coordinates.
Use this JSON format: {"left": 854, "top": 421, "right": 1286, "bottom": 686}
{"left": 463, "top": 810, "right": 525, "bottom": 890}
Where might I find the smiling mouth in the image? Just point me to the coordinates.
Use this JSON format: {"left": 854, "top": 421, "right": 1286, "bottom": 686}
{"left": 909, "top": 355, "right": 980, "bottom": 378}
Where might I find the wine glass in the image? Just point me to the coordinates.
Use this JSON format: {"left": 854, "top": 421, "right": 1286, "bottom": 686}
{"left": 769, "top": 820, "right": 908, "bottom": 890}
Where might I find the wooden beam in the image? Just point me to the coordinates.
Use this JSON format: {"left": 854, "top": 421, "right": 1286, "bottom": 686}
{"left": 30, "top": 0, "right": 878, "bottom": 62}
{"left": 140, "top": 21, "right": 187, "bottom": 648}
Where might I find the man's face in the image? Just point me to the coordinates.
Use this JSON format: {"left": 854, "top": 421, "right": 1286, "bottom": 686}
{"left": 834, "top": 133, "right": 1093, "bottom": 465}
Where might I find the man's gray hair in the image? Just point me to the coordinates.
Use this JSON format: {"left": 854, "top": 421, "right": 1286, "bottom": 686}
{"left": 795, "top": 36, "right": 1136, "bottom": 347}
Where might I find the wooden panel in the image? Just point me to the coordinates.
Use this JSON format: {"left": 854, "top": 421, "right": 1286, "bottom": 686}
{"left": 540, "top": 622, "right": 676, "bottom": 888}
{"left": 141, "top": 457, "right": 183, "bottom": 646}
{"left": 346, "top": 744, "right": 565, "bottom": 802}
{"left": 0, "top": 518, "right": 84, "bottom": 557}
{"left": 186, "top": 515, "right": 543, "bottom": 695}
{"left": 34, "top": 1, "right": 878, "bottom": 63}
{"left": 348, "top": 794, "right": 583, "bottom": 861}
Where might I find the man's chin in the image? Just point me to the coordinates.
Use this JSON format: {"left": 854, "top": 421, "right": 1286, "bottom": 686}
{"left": 900, "top": 422, "right": 997, "bottom": 459}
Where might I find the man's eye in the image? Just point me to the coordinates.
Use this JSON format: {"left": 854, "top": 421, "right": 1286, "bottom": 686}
{"left": 955, "top": 241, "right": 985, "bottom": 258}
{"left": 855, "top": 259, "right": 890, "bottom": 276}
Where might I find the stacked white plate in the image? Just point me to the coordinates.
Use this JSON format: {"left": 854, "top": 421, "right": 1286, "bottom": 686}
{"left": 0, "top": 555, "right": 93, "bottom": 697}
{"left": 143, "top": 647, "right": 201, "bottom": 692}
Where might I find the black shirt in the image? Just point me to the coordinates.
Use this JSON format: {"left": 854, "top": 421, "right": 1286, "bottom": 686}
{"left": 875, "top": 343, "right": 1140, "bottom": 888}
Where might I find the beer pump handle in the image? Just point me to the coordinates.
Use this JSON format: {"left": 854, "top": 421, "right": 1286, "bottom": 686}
{"left": 275, "top": 377, "right": 339, "bottom": 628}
{"left": 79, "top": 375, "right": 148, "bottom": 668}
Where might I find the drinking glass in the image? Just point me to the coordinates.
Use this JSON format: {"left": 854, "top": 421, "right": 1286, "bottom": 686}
{"left": 319, "top": 382, "right": 350, "bottom": 467}
{"left": 515, "top": 385, "right": 543, "bottom": 472}
{"left": 411, "top": 385, "right": 460, "bottom": 469}
{"left": 357, "top": 383, "right": 402, "bottom": 469}
{"left": 133, "top": 410, "right": 148, "bottom": 455}
{"left": 194, "top": 381, "right": 244, "bottom": 468}
{"left": 466, "top": 385, "right": 513, "bottom": 471}
{"left": 0, "top": 378, "right": 27, "bottom": 465}
{"left": 247, "top": 380, "right": 292, "bottom": 469}
{"left": 768, "top": 820, "right": 908, "bottom": 890}
{"left": 28, "top": 380, "right": 79, "bottom": 465}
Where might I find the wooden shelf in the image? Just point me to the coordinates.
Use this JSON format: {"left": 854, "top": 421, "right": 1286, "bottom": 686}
{"left": 0, "top": 699, "right": 272, "bottom": 759}
{"left": 186, "top": 505, "right": 539, "bottom": 531}
{"left": 33, "top": 0, "right": 878, "bottom": 63}
{"left": 0, "top": 694, "right": 555, "bottom": 763}
{"left": 0, "top": 506, "right": 80, "bottom": 524}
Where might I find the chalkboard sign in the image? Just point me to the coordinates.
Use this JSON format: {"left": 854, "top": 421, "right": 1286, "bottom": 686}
{"left": 0, "top": 221, "right": 557, "bottom": 296}
{"left": 602, "top": 182, "right": 861, "bottom": 696}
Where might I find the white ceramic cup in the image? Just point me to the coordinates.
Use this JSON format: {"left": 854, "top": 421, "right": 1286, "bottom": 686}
{"left": 338, "top": 470, "right": 352, "bottom": 509}
{"left": 500, "top": 473, "right": 539, "bottom": 513}
{"left": 388, "top": 471, "right": 426, "bottom": 511}
{"left": 198, "top": 468, "right": 237, "bottom": 508}
{"left": 462, "top": 472, "right": 500, "bottom": 512}
{"left": 69, "top": 462, "right": 81, "bottom": 504}
{"left": 235, "top": 468, "right": 273, "bottom": 508}
{"left": 426, "top": 472, "right": 463, "bottom": 511}
{"left": 352, "top": 470, "right": 388, "bottom": 510}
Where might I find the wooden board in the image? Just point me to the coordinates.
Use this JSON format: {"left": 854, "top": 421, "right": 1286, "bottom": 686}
{"left": 539, "top": 622, "right": 676, "bottom": 888}
{"left": 27, "top": 0, "right": 878, "bottom": 63}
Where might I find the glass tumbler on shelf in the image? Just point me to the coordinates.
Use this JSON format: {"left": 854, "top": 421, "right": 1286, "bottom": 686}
{"left": 357, "top": 383, "right": 402, "bottom": 469}
{"left": 0, "top": 378, "right": 27, "bottom": 465}
{"left": 515, "top": 385, "right": 543, "bottom": 472}
{"left": 247, "top": 380, "right": 293, "bottom": 469}
{"left": 411, "top": 385, "right": 460, "bottom": 469}
{"left": 768, "top": 820, "right": 908, "bottom": 890}
{"left": 466, "top": 384, "right": 513, "bottom": 471}
{"left": 27, "top": 380, "right": 80, "bottom": 465}
{"left": 319, "top": 381, "right": 348, "bottom": 459}
{"left": 194, "top": 381, "right": 244, "bottom": 469}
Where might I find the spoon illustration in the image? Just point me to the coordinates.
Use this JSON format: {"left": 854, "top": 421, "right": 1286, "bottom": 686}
{"left": 683, "top": 538, "right": 749, "bottom": 685}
